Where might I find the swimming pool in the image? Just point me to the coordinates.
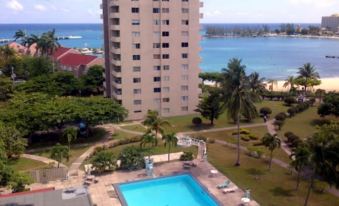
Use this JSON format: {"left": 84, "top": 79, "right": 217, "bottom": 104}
{"left": 115, "top": 174, "right": 220, "bottom": 206}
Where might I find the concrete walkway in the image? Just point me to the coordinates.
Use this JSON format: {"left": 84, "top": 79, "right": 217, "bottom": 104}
{"left": 22, "top": 154, "right": 67, "bottom": 168}
{"left": 214, "top": 139, "right": 290, "bottom": 169}
{"left": 180, "top": 123, "right": 266, "bottom": 135}
{"left": 266, "top": 119, "right": 292, "bottom": 156}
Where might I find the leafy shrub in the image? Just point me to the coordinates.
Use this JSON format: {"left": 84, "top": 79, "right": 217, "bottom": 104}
{"left": 119, "top": 146, "right": 145, "bottom": 171}
{"left": 241, "top": 136, "right": 250, "bottom": 142}
{"left": 284, "top": 132, "right": 302, "bottom": 148}
{"left": 275, "top": 112, "right": 287, "bottom": 121}
{"left": 192, "top": 117, "right": 202, "bottom": 126}
{"left": 311, "top": 119, "right": 331, "bottom": 126}
{"left": 180, "top": 151, "right": 194, "bottom": 161}
{"left": 247, "top": 147, "right": 264, "bottom": 159}
{"left": 284, "top": 96, "right": 297, "bottom": 106}
{"left": 232, "top": 129, "right": 250, "bottom": 136}
{"left": 287, "top": 107, "right": 298, "bottom": 117}
{"left": 259, "top": 107, "right": 272, "bottom": 117}
{"left": 249, "top": 134, "right": 259, "bottom": 140}
{"left": 91, "top": 150, "right": 117, "bottom": 174}
{"left": 273, "top": 120, "right": 285, "bottom": 130}
{"left": 313, "top": 180, "right": 328, "bottom": 193}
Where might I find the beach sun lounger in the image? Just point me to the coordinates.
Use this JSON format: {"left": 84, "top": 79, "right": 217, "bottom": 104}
{"left": 222, "top": 186, "right": 238, "bottom": 194}
{"left": 217, "top": 180, "right": 231, "bottom": 189}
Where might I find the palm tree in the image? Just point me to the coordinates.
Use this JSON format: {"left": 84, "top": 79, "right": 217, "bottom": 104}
{"left": 50, "top": 143, "right": 69, "bottom": 168}
{"left": 162, "top": 133, "right": 178, "bottom": 162}
{"left": 290, "top": 144, "right": 311, "bottom": 190}
{"left": 13, "top": 29, "right": 27, "bottom": 45}
{"left": 283, "top": 76, "right": 296, "bottom": 92}
{"left": 267, "top": 79, "right": 278, "bottom": 91}
{"left": 63, "top": 127, "right": 78, "bottom": 149}
{"left": 0, "top": 46, "right": 16, "bottom": 63}
{"left": 297, "top": 63, "right": 320, "bottom": 93}
{"left": 221, "top": 58, "right": 258, "bottom": 166}
{"left": 248, "top": 72, "right": 266, "bottom": 99}
{"left": 143, "top": 110, "right": 171, "bottom": 138}
{"left": 140, "top": 133, "right": 158, "bottom": 160}
{"left": 26, "top": 30, "right": 60, "bottom": 57}
{"left": 261, "top": 133, "right": 281, "bottom": 170}
{"left": 303, "top": 125, "right": 339, "bottom": 206}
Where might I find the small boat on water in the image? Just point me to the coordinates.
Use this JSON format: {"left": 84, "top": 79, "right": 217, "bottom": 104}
{"left": 80, "top": 48, "right": 93, "bottom": 55}
{"left": 325, "top": 55, "right": 339, "bottom": 59}
{"left": 0, "top": 38, "right": 14, "bottom": 43}
{"left": 56, "top": 35, "right": 82, "bottom": 40}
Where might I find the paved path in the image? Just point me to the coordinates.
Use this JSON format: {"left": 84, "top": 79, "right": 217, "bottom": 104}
{"left": 22, "top": 154, "right": 67, "bottom": 168}
{"left": 180, "top": 123, "right": 266, "bottom": 135}
{"left": 266, "top": 119, "right": 292, "bottom": 156}
{"left": 214, "top": 139, "right": 290, "bottom": 169}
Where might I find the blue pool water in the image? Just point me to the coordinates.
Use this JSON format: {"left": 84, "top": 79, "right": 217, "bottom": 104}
{"left": 116, "top": 174, "right": 219, "bottom": 206}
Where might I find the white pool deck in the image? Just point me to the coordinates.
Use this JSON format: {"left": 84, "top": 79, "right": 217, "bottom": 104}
{"left": 28, "top": 151, "right": 259, "bottom": 206}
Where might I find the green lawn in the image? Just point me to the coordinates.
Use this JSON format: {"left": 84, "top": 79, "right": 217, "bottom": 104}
{"left": 111, "top": 130, "right": 140, "bottom": 140}
{"left": 32, "top": 145, "right": 90, "bottom": 167}
{"left": 8, "top": 158, "right": 47, "bottom": 171}
{"left": 208, "top": 143, "right": 339, "bottom": 206}
{"left": 279, "top": 106, "right": 339, "bottom": 140}
{"left": 192, "top": 127, "right": 291, "bottom": 163}
{"left": 121, "top": 124, "right": 147, "bottom": 133}
{"left": 164, "top": 101, "right": 289, "bottom": 133}
{"left": 108, "top": 141, "right": 198, "bottom": 158}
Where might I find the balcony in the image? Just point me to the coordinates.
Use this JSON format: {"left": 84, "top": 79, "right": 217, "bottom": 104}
{"left": 200, "top": 2, "right": 204, "bottom": 8}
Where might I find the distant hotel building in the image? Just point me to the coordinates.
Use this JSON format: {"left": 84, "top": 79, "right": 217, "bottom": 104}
{"left": 101, "top": 0, "right": 203, "bottom": 120}
{"left": 321, "top": 14, "right": 339, "bottom": 32}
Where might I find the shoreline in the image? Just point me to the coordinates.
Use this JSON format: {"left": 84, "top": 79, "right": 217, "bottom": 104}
{"left": 205, "top": 77, "right": 339, "bottom": 92}
{"left": 203, "top": 34, "right": 339, "bottom": 41}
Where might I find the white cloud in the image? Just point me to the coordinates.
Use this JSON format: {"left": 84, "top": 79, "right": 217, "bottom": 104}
{"left": 205, "top": 10, "right": 223, "bottom": 17}
{"left": 289, "top": 0, "right": 335, "bottom": 8}
{"left": 6, "top": 0, "right": 24, "bottom": 11}
{"left": 87, "top": 9, "right": 100, "bottom": 17}
{"left": 34, "top": 4, "right": 46, "bottom": 12}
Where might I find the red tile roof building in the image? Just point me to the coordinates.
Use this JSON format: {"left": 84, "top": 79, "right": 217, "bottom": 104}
{"left": 57, "top": 53, "right": 104, "bottom": 77}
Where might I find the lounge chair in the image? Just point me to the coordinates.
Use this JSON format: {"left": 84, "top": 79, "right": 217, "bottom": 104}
{"left": 217, "top": 180, "right": 231, "bottom": 189}
{"left": 222, "top": 186, "right": 238, "bottom": 194}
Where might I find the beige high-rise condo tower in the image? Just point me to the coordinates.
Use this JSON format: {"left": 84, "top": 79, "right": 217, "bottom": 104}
{"left": 102, "top": 0, "right": 203, "bottom": 120}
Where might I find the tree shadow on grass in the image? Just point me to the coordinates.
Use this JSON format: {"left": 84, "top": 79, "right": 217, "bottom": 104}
{"left": 246, "top": 168, "right": 266, "bottom": 176}
{"left": 270, "top": 187, "right": 295, "bottom": 197}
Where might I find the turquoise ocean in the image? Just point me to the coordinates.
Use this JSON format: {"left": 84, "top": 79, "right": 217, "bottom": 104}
{"left": 0, "top": 23, "right": 338, "bottom": 79}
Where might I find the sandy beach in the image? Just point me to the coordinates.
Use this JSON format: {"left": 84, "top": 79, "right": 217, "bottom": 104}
{"left": 205, "top": 77, "right": 339, "bottom": 92}
{"left": 273, "top": 77, "right": 339, "bottom": 92}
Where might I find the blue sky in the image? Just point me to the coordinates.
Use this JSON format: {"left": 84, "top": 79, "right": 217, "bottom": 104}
{"left": 1, "top": 0, "right": 338, "bottom": 24}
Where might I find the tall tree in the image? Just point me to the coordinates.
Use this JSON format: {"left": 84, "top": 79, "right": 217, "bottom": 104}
{"left": 261, "top": 133, "right": 281, "bottom": 170}
{"left": 140, "top": 133, "right": 157, "bottom": 160}
{"left": 221, "top": 58, "right": 258, "bottom": 166}
{"left": 303, "top": 124, "right": 339, "bottom": 206}
{"left": 162, "top": 133, "right": 178, "bottom": 162}
{"left": 13, "top": 30, "right": 27, "bottom": 42}
{"left": 80, "top": 65, "right": 105, "bottom": 95}
{"left": 283, "top": 76, "right": 297, "bottom": 92}
{"left": 143, "top": 110, "right": 171, "bottom": 138}
{"left": 50, "top": 143, "right": 69, "bottom": 168}
{"left": 0, "top": 123, "right": 27, "bottom": 159}
{"left": 290, "top": 144, "right": 311, "bottom": 190}
{"left": 62, "top": 127, "right": 78, "bottom": 149}
{"left": 267, "top": 79, "right": 278, "bottom": 92}
{"left": 195, "top": 88, "right": 224, "bottom": 125}
{"left": 296, "top": 63, "right": 321, "bottom": 93}
{"left": 248, "top": 72, "right": 266, "bottom": 99}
